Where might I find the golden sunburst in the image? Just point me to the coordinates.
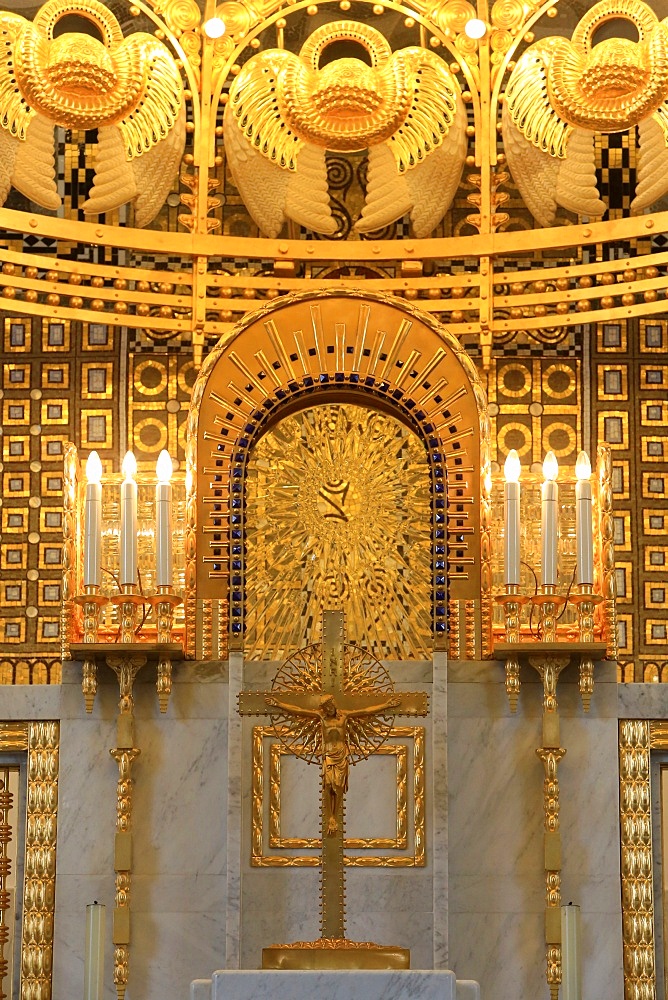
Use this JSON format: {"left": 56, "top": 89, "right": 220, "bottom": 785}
{"left": 245, "top": 403, "right": 432, "bottom": 660}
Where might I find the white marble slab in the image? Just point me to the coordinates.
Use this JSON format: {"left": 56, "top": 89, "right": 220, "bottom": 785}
{"left": 210, "top": 969, "right": 459, "bottom": 999}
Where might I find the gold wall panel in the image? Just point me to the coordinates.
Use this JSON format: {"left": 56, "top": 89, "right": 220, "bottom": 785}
{"left": 251, "top": 725, "right": 425, "bottom": 867}
{"left": 244, "top": 403, "right": 432, "bottom": 660}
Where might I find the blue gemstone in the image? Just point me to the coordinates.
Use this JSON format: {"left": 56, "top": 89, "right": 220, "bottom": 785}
{"left": 232, "top": 623, "right": 242, "bottom": 633}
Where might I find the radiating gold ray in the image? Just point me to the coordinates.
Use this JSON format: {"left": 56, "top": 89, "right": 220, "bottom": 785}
{"left": 245, "top": 403, "right": 432, "bottom": 660}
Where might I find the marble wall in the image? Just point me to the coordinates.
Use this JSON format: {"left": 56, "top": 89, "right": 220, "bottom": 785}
{"left": 448, "top": 659, "right": 624, "bottom": 1000}
{"left": 52, "top": 661, "right": 229, "bottom": 999}
{"left": 0, "top": 654, "right": 630, "bottom": 998}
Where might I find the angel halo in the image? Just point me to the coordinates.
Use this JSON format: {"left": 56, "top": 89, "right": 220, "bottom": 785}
{"left": 223, "top": 20, "right": 468, "bottom": 239}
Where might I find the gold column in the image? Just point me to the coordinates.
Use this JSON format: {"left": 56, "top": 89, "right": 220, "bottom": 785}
{"left": 106, "top": 653, "right": 145, "bottom": 1000}
{"left": 530, "top": 652, "right": 569, "bottom": 999}
{"left": 620, "top": 720, "right": 655, "bottom": 1000}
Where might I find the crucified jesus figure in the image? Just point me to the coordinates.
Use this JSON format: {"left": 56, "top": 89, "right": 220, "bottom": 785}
{"left": 265, "top": 691, "right": 401, "bottom": 836}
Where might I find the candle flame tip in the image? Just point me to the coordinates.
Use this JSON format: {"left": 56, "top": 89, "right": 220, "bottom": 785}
{"left": 121, "top": 450, "right": 137, "bottom": 480}
{"left": 575, "top": 450, "right": 591, "bottom": 481}
{"left": 156, "top": 449, "right": 173, "bottom": 483}
{"left": 85, "top": 451, "right": 103, "bottom": 484}
{"left": 542, "top": 450, "right": 559, "bottom": 481}
{"left": 504, "top": 449, "right": 521, "bottom": 483}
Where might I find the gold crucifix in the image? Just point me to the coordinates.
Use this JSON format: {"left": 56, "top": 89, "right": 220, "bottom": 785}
{"left": 238, "top": 610, "right": 428, "bottom": 955}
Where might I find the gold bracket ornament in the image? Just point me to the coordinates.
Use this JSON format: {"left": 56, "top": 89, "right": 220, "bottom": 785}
{"left": 495, "top": 587, "right": 528, "bottom": 712}
{"left": 148, "top": 589, "right": 183, "bottom": 712}
{"left": 74, "top": 586, "right": 110, "bottom": 711}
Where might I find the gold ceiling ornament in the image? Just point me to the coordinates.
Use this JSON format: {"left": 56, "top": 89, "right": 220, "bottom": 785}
{"left": 0, "top": 0, "right": 185, "bottom": 226}
{"left": 502, "top": 0, "right": 668, "bottom": 226}
{"left": 223, "top": 21, "right": 467, "bottom": 237}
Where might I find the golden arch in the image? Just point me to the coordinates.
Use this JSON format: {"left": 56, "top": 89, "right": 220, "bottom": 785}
{"left": 186, "top": 290, "right": 491, "bottom": 660}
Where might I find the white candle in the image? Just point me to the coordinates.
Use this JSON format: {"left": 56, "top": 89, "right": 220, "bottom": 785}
{"left": 120, "top": 451, "right": 138, "bottom": 587}
{"left": 504, "top": 449, "right": 521, "bottom": 587}
{"left": 575, "top": 451, "right": 593, "bottom": 587}
{"left": 541, "top": 451, "right": 559, "bottom": 588}
{"left": 84, "top": 901, "right": 105, "bottom": 1000}
{"left": 561, "top": 903, "right": 582, "bottom": 1000}
{"left": 84, "top": 452, "right": 103, "bottom": 588}
{"left": 155, "top": 449, "right": 173, "bottom": 588}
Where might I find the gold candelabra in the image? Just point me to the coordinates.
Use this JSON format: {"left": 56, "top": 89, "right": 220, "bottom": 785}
{"left": 495, "top": 582, "right": 608, "bottom": 997}
{"left": 71, "top": 582, "right": 183, "bottom": 1000}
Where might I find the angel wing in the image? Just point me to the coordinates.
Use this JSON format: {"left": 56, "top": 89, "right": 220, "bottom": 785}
{"left": 502, "top": 42, "right": 605, "bottom": 226}
{"left": 10, "top": 113, "right": 60, "bottom": 210}
{"left": 0, "top": 12, "right": 34, "bottom": 141}
{"left": 0, "top": 12, "right": 60, "bottom": 210}
{"left": 116, "top": 33, "right": 184, "bottom": 160}
{"left": 632, "top": 109, "right": 668, "bottom": 212}
{"left": 356, "top": 50, "right": 467, "bottom": 236}
{"left": 223, "top": 56, "right": 335, "bottom": 238}
{"left": 84, "top": 105, "right": 186, "bottom": 226}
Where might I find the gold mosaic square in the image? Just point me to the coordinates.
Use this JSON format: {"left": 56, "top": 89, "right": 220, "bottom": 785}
{"left": 41, "top": 364, "right": 69, "bottom": 390}
{"left": 3, "top": 363, "right": 30, "bottom": 388}
{"left": 2, "top": 581, "right": 25, "bottom": 606}
{"left": 645, "top": 619, "right": 668, "bottom": 643}
{"left": 40, "top": 399, "right": 68, "bottom": 425}
{"left": 1, "top": 618, "right": 26, "bottom": 643}
{"left": 644, "top": 511, "right": 667, "bottom": 535}
{"left": 598, "top": 411, "right": 629, "bottom": 450}
{"left": 613, "top": 513, "right": 631, "bottom": 551}
{"left": 645, "top": 582, "right": 668, "bottom": 610}
{"left": 80, "top": 409, "right": 112, "bottom": 450}
{"left": 41, "top": 318, "right": 70, "bottom": 352}
{"left": 3, "top": 435, "right": 29, "bottom": 462}
{"left": 641, "top": 438, "right": 666, "bottom": 463}
{"left": 640, "top": 365, "right": 666, "bottom": 390}
{"left": 615, "top": 562, "right": 633, "bottom": 602}
{"left": 82, "top": 362, "right": 113, "bottom": 399}
{"left": 645, "top": 547, "right": 668, "bottom": 572}
{"left": 598, "top": 365, "right": 628, "bottom": 401}
{"left": 2, "top": 471, "right": 29, "bottom": 498}
{"left": 2, "top": 399, "right": 29, "bottom": 427}
{"left": 617, "top": 614, "right": 633, "bottom": 654}
{"left": 639, "top": 320, "right": 666, "bottom": 353}
{"left": 643, "top": 472, "right": 667, "bottom": 499}
{"left": 40, "top": 435, "right": 67, "bottom": 464}
{"left": 83, "top": 322, "right": 113, "bottom": 351}
{"left": 597, "top": 323, "right": 626, "bottom": 352}
{"left": 4, "top": 318, "right": 31, "bottom": 353}
{"left": 1, "top": 507, "right": 27, "bottom": 533}
{"left": 40, "top": 472, "right": 63, "bottom": 498}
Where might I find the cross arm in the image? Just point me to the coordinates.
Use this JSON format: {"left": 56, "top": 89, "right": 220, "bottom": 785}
{"left": 389, "top": 691, "right": 429, "bottom": 717}
{"left": 237, "top": 690, "right": 325, "bottom": 717}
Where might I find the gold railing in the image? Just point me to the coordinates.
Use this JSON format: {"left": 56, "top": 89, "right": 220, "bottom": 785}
{"left": 1, "top": 203, "right": 667, "bottom": 366}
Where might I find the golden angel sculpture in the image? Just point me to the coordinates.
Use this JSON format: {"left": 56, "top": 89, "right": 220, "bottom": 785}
{"left": 223, "top": 21, "right": 467, "bottom": 238}
{"left": 502, "top": 0, "right": 668, "bottom": 227}
{"left": 0, "top": 0, "right": 185, "bottom": 226}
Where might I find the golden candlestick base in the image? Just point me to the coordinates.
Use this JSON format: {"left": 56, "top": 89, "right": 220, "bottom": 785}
{"left": 262, "top": 939, "right": 410, "bottom": 970}
{"left": 109, "top": 588, "right": 147, "bottom": 644}
{"left": 569, "top": 589, "right": 604, "bottom": 711}
{"left": 495, "top": 590, "right": 529, "bottom": 712}
{"left": 148, "top": 589, "right": 183, "bottom": 712}
{"left": 74, "top": 589, "right": 110, "bottom": 711}
{"left": 530, "top": 591, "right": 567, "bottom": 643}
